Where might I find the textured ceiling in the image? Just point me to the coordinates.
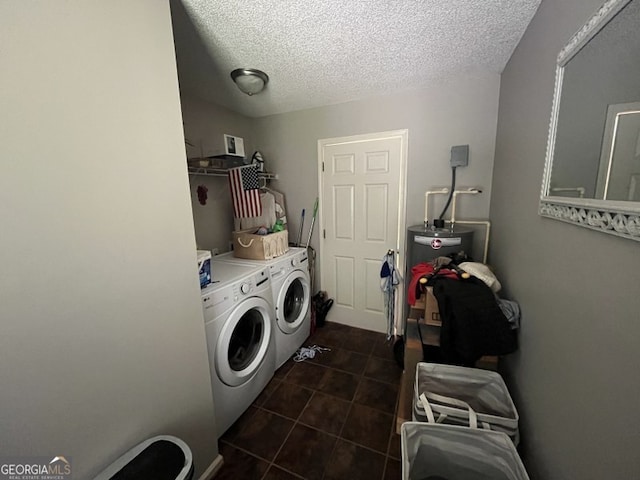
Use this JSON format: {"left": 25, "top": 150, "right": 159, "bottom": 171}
{"left": 171, "top": 0, "right": 541, "bottom": 118}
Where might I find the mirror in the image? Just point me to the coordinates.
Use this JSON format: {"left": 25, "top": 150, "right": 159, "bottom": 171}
{"left": 540, "top": 0, "right": 640, "bottom": 240}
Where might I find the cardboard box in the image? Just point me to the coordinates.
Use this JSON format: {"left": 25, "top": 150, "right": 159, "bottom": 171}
{"left": 232, "top": 229, "right": 289, "bottom": 260}
{"left": 423, "top": 286, "right": 442, "bottom": 326}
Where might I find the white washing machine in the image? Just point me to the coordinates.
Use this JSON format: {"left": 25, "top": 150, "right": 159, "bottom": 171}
{"left": 201, "top": 261, "right": 276, "bottom": 437}
{"left": 215, "top": 248, "right": 311, "bottom": 368}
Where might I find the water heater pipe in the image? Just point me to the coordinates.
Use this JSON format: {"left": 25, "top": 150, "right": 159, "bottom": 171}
{"left": 450, "top": 188, "right": 482, "bottom": 230}
{"left": 448, "top": 220, "right": 491, "bottom": 264}
{"left": 423, "top": 187, "right": 491, "bottom": 263}
{"left": 424, "top": 188, "right": 449, "bottom": 229}
{"left": 550, "top": 186, "right": 586, "bottom": 198}
{"left": 449, "top": 188, "right": 490, "bottom": 263}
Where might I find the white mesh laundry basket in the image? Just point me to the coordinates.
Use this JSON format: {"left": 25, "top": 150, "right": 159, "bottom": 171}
{"left": 413, "top": 362, "right": 519, "bottom": 444}
{"left": 401, "top": 422, "right": 529, "bottom": 480}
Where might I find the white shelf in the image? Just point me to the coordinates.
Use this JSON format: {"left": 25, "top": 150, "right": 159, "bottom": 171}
{"left": 187, "top": 165, "right": 278, "bottom": 180}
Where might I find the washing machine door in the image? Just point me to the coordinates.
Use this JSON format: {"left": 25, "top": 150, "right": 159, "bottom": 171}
{"left": 276, "top": 270, "right": 310, "bottom": 334}
{"left": 216, "top": 297, "right": 273, "bottom": 387}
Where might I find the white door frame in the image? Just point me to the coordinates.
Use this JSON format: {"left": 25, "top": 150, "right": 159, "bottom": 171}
{"left": 317, "top": 129, "right": 408, "bottom": 334}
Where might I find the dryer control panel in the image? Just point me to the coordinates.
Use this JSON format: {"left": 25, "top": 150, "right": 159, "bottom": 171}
{"left": 271, "top": 250, "right": 309, "bottom": 280}
{"left": 296, "top": 250, "right": 308, "bottom": 267}
{"left": 201, "top": 267, "right": 271, "bottom": 322}
{"left": 232, "top": 268, "right": 269, "bottom": 298}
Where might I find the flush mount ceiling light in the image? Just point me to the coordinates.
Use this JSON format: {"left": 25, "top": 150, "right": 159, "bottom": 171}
{"left": 230, "top": 68, "right": 269, "bottom": 96}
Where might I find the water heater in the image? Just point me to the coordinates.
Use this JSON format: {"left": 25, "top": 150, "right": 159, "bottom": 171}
{"left": 406, "top": 225, "right": 474, "bottom": 268}
{"left": 404, "top": 224, "right": 474, "bottom": 325}
{"left": 401, "top": 224, "right": 475, "bottom": 340}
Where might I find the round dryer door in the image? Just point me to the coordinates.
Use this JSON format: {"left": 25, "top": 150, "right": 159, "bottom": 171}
{"left": 216, "top": 297, "right": 273, "bottom": 387}
{"left": 276, "top": 270, "right": 310, "bottom": 334}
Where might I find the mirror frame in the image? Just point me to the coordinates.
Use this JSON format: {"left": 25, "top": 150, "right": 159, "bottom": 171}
{"left": 539, "top": 0, "right": 640, "bottom": 241}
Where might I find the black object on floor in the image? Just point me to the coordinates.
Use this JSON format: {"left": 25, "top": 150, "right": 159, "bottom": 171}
{"left": 313, "top": 291, "right": 334, "bottom": 328}
{"left": 95, "top": 436, "right": 194, "bottom": 480}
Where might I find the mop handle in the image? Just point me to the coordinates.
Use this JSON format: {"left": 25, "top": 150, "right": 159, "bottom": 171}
{"left": 296, "top": 209, "right": 305, "bottom": 247}
{"left": 305, "top": 198, "right": 319, "bottom": 248}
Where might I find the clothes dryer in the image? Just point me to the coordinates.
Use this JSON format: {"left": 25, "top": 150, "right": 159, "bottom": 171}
{"left": 201, "top": 262, "right": 276, "bottom": 437}
{"left": 215, "top": 248, "right": 311, "bottom": 368}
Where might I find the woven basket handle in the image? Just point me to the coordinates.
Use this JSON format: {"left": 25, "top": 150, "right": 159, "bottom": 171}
{"left": 237, "top": 238, "right": 254, "bottom": 248}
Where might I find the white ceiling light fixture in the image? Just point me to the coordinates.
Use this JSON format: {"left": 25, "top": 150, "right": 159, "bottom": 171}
{"left": 230, "top": 68, "right": 269, "bottom": 96}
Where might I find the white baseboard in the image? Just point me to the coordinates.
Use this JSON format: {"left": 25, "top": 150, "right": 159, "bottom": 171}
{"left": 198, "top": 454, "right": 224, "bottom": 480}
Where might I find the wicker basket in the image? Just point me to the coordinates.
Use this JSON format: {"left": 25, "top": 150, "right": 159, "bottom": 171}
{"left": 232, "top": 229, "right": 289, "bottom": 260}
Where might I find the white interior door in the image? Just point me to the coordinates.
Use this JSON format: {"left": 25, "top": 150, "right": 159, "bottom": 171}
{"left": 318, "top": 131, "right": 407, "bottom": 333}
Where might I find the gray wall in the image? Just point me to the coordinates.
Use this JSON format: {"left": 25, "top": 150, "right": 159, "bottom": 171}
{"left": 0, "top": 2, "right": 218, "bottom": 478}
{"left": 253, "top": 73, "right": 501, "bottom": 277}
{"left": 181, "top": 95, "right": 256, "bottom": 253}
{"left": 490, "top": 0, "right": 640, "bottom": 478}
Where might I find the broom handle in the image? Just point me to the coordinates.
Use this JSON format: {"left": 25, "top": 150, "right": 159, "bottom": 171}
{"left": 296, "top": 209, "right": 305, "bottom": 247}
{"left": 305, "top": 198, "right": 319, "bottom": 248}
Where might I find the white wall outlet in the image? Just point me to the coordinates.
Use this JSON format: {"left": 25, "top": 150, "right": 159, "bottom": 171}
{"left": 211, "top": 248, "right": 219, "bottom": 256}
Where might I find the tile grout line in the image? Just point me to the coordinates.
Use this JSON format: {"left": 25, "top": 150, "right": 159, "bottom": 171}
{"left": 318, "top": 338, "right": 369, "bottom": 480}
{"left": 247, "top": 403, "right": 395, "bottom": 458}
{"left": 325, "top": 329, "right": 399, "bottom": 469}
{"left": 319, "top": 376, "right": 358, "bottom": 480}
{"left": 262, "top": 357, "right": 312, "bottom": 479}
{"left": 261, "top": 381, "right": 324, "bottom": 480}
{"left": 382, "top": 378, "right": 403, "bottom": 479}
{"left": 321, "top": 343, "right": 379, "bottom": 479}
{"left": 219, "top": 440, "right": 274, "bottom": 466}
{"left": 261, "top": 387, "right": 397, "bottom": 416}
{"left": 224, "top": 327, "right": 397, "bottom": 478}
{"left": 222, "top": 357, "right": 302, "bottom": 479}
{"left": 369, "top": 341, "right": 403, "bottom": 479}
{"left": 252, "top": 398, "right": 396, "bottom": 459}
{"left": 258, "top": 362, "right": 355, "bottom": 478}
{"left": 369, "top": 341, "right": 390, "bottom": 480}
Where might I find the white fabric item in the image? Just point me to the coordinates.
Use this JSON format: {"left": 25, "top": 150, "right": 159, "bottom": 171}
{"left": 293, "top": 345, "right": 330, "bottom": 362}
{"left": 265, "top": 187, "right": 288, "bottom": 227}
{"left": 235, "top": 191, "right": 277, "bottom": 231}
{"left": 380, "top": 251, "right": 402, "bottom": 340}
{"left": 459, "top": 262, "right": 502, "bottom": 293}
{"left": 498, "top": 298, "right": 521, "bottom": 329}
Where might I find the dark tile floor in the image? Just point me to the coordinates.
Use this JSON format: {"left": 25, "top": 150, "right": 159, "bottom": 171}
{"left": 217, "top": 322, "right": 403, "bottom": 480}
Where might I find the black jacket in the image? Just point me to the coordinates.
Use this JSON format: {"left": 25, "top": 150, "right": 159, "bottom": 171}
{"left": 432, "top": 277, "right": 517, "bottom": 366}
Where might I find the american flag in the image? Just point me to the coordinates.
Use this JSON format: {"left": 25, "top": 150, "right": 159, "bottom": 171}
{"left": 228, "top": 165, "right": 262, "bottom": 218}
